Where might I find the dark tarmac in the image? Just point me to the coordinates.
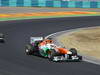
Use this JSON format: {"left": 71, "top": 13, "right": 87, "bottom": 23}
{"left": 0, "top": 16, "right": 100, "bottom": 75}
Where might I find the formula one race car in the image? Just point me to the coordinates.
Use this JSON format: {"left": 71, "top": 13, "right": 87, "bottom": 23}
{"left": 0, "top": 33, "right": 5, "bottom": 43}
{"left": 25, "top": 37, "right": 82, "bottom": 62}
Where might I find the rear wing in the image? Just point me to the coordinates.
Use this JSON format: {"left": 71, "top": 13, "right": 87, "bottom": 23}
{"left": 30, "top": 37, "right": 43, "bottom": 44}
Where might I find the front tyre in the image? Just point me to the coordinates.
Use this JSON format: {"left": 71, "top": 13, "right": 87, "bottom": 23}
{"left": 77, "top": 55, "right": 82, "bottom": 61}
{"left": 69, "top": 48, "right": 77, "bottom": 55}
{"left": 25, "top": 44, "right": 33, "bottom": 55}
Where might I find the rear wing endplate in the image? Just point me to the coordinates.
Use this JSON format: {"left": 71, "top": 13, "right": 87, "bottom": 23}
{"left": 30, "top": 37, "right": 43, "bottom": 44}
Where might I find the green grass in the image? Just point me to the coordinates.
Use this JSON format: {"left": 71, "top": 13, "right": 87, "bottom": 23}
{"left": 0, "top": 14, "right": 100, "bottom": 21}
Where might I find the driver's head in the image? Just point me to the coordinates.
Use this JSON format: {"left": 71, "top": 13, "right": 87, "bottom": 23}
{"left": 44, "top": 39, "right": 53, "bottom": 44}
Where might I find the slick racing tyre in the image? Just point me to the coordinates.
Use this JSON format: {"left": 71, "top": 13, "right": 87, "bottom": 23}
{"left": 77, "top": 55, "right": 82, "bottom": 61}
{"left": 0, "top": 39, "right": 4, "bottom": 43}
{"left": 25, "top": 44, "right": 33, "bottom": 55}
{"left": 0, "top": 33, "right": 5, "bottom": 43}
{"left": 69, "top": 48, "right": 77, "bottom": 55}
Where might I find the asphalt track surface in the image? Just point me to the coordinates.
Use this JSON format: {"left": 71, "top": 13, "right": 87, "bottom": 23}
{"left": 0, "top": 16, "right": 100, "bottom": 75}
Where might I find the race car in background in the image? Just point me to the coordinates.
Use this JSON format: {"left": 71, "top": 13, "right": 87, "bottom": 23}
{"left": 0, "top": 33, "right": 5, "bottom": 43}
{"left": 25, "top": 37, "right": 82, "bottom": 62}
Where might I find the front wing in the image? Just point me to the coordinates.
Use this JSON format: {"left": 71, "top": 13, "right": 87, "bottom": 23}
{"left": 51, "top": 55, "right": 82, "bottom": 62}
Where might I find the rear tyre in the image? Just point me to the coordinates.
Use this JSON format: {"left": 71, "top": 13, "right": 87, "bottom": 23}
{"left": 25, "top": 44, "right": 33, "bottom": 55}
{"left": 0, "top": 39, "right": 5, "bottom": 43}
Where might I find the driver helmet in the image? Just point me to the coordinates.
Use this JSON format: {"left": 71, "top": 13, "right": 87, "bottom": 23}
{"left": 44, "top": 39, "right": 53, "bottom": 44}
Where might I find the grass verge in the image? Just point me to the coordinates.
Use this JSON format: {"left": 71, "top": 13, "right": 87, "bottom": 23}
{"left": 0, "top": 14, "right": 100, "bottom": 21}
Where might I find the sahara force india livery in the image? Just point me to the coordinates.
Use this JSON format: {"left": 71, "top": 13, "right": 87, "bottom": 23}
{"left": 25, "top": 37, "right": 82, "bottom": 62}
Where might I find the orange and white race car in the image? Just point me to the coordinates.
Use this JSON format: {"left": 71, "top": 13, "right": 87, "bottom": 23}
{"left": 25, "top": 37, "right": 82, "bottom": 62}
